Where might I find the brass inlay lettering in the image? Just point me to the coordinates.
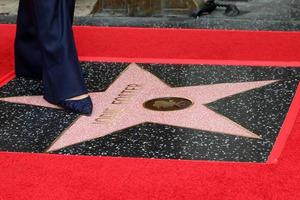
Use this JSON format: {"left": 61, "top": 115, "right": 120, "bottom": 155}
{"left": 94, "top": 84, "right": 142, "bottom": 124}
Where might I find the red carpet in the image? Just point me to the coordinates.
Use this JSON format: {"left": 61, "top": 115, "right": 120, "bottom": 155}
{"left": 2, "top": 24, "right": 300, "bottom": 87}
{"left": 1, "top": 24, "right": 300, "bottom": 199}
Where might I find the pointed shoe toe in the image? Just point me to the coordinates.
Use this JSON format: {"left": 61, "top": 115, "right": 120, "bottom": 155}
{"left": 59, "top": 96, "right": 93, "bottom": 116}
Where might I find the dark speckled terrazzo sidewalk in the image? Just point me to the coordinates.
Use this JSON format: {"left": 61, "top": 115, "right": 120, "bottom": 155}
{"left": 0, "top": 62, "right": 299, "bottom": 163}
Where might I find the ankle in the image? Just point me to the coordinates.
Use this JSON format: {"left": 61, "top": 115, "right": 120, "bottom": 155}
{"left": 67, "top": 94, "right": 89, "bottom": 101}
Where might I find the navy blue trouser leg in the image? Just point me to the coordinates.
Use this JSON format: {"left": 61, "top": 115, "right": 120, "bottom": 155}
{"left": 15, "top": 0, "right": 42, "bottom": 79}
{"left": 15, "top": 0, "right": 87, "bottom": 104}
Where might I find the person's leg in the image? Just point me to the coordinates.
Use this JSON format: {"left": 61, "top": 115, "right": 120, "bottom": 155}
{"left": 32, "top": 0, "right": 87, "bottom": 104}
{"left": 68, "top": 0, "right": 76, "bottom": 25}
{"left": 15, "top": 0, "right": 42, "bottom": 79}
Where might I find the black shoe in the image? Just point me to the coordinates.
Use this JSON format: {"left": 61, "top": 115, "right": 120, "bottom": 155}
{"left": 58, "top": 96, "right": 93, "bottom": 116}
{"left": 190, "top": 0, "right": 217, "bottom": 18}
{"left": 223, "top": 4, "right": 240, "bottom": 17}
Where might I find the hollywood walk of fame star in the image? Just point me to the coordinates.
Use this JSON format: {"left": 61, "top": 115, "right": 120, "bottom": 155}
{"left": 0, "top": 63, "right": 278, "bottom": 152}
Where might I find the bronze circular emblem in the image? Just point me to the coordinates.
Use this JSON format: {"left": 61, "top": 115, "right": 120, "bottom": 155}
{"left": 143, "top": 97, "right": 193, "bottom": 111}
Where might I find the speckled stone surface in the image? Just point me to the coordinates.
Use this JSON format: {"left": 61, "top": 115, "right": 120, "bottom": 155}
{"left": 0, "top": 62, "right": 299, "bottom": 162}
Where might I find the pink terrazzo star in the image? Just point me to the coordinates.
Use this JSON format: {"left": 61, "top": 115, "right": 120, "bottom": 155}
{"left": 0, "top": 63, "right": 277, "bottom": 151}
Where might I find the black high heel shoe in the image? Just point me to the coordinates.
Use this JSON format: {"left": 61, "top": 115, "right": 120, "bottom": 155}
{"left": 58, "top": 96, "right": 93, "bottom": 116}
